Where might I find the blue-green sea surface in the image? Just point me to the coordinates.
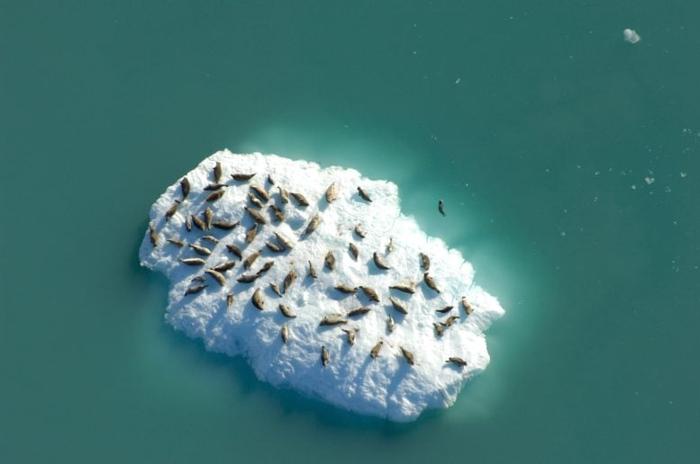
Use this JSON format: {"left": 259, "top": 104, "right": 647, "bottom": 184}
{"left": 1, "top": 1, "right": 699, "bottom": 463}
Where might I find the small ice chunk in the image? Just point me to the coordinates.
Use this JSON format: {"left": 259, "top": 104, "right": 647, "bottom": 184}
{"left": 139, "top": 151, "right": 504, "bottom": 422}
{"left": 644, "top": 176, "right": 655, "bottom": 185}
{"left": 623, "top": 28, "right": 641, "bottom": 44}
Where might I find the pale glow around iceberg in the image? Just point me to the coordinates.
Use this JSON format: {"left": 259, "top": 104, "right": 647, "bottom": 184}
{"left": 139, "top": 151, "right": 505, "bottom": 421}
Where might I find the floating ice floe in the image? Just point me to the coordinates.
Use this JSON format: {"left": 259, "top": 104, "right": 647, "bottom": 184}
{"left": 139, "top": 151, "right": 505, "bottom": 421}
{"left": 623, "top": 28, "right": 641, "bottom": 44}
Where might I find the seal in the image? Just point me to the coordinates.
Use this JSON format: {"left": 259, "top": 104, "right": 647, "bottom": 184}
{"left": 167, "top": 237, "right": 184, "bottom": 248}
{"left": 347, "top": 307, "right": 370, "bottom": 317}
{"left": 189, "top": 243, "right": 211, "bottom": 256}
{"left": 265, "top": 241, "right": 282, "bottom": 253}
{"left": 423, "top": 272, "right": 441, "bottom": 293}
{"left": 400, "top": 347, "right": 415, "bottom": 366}
{"left": 250, "top": 185, "right": 270, "bottom": 202}
{"left": 461, "top": 296, "right": 474, "bottom": 315}
{"left": 205, "top": 269, "right": 226, "bottom": 286}
{"left": 255, "top": 259, "right": 273, "bottom": 276}
{"left": 357, "top": 186, "right": 372, "bottom": 202}
{"left": 236, "top": 273, "right": 258, "bottom": 283}
{"left": 248, "top": 194, "right": 264, "bottom": 209}
{"left": 342, "top": 327, "right": 357, "bottom": 345}
{"left": 251, "top": 288, "right": 265, "bottom": 310}
{"left": 269, "top": 204, "right": 284, "bottom": 223}
{"left": 370, "top": 340, "right": 383, "bottom": 359}
{"left": 225, "top": 244, "right": 242, "bottom": 259}
{"left": 278, "top": 303, "right": 297, "bottom": 318}
{"left": 445, "top": 315, "right": 459, "bottom": 326}
{"left": 389, "top": 283, "right": 415, "bottom": 294}
{"left": 165, "top": 201, "right": 180, "bottom": 220}
{"left": 204, "top": 207, "right": 214, "bottom": 229}
{"left": 273, "top": 232, "right": 294, "bottom": 250}
{"left": 214, "top": 161, "right": 223, "bottom": 182}
{"left": 433, "top": 322, "right": 446, "bottom": 337}
{"left": 148, "top": 223, "right": 159, "bottom": 247}
{"left": 184, "top": 283, "right": 207, "bottom": 296}
{"left": 307, "top": 261, "right": 318, "bottom": 279}
{"left": 348, "top": 242, "right": 359, "bottom": 261}
{"left": 419, "top": 252, "right": 430, "bottom": 271}
{"left": 290, "top": 191, "right": 309, "bottom": 207}
{"left": 303, "top": 214, "right": 321, "bottom": 237}
{"left": 282, "top": 268, "right": 297, "bottom": 293}
{"left": 334, "top": 284, "right": 356, "bottom": 294}
{"left": 385, "top": 237, "right": 394, "bottom": 255}
{"left": 180, "top": 177, "right": 190, "bottom": 198}
{"left": 446, "top": 357, "right": 467, "bottom": 367}
{"left": 389, "top": 297, "right": 408, "bottom": 315}
{"left": 212, "top": 260, "right": 236, "bottom": 273}
{"left": 243, "top": 250, "right": 260, "bottom": 269}
{"left": 269, "top": 283, "right": 282, "bottom": 296}
{"left": 319, "top": 313, "right": 347, "bottom": 326}
{"left": 245, "top": 207, "right": 266, "bottom": 225}
{"left": 212, "top": 220, "right": 238, "bottom": 230}
{"left": 325, "top": 182, "right": 338, "bottom": 203}
{"left": 206, "top": 189, "right": 225, "bottom": 202}
{"left": 245, "top": 224, "right": 258, "bottom": 243}
{"left": 324, "top": 251, "right": 335, "bottom": 271}
{"left": 358, "top": 286, "right": 379, "bottom": 303}
{"left": 373, "top": 252, "right": 390, "bottom": 270}
{"left": 321, "top": 346, "right": 329, "bottom": 367}
{"left": 231, "top": 173, "right": 255, "bottom": 181}
{"left": 192, "top": 214, "right": 206, "bottom": 231}
{"left": 201, "top": 235, "right": 219, "bottom": 244}
{"left": 386, "top": 316, "right": 395, "bottom": 333}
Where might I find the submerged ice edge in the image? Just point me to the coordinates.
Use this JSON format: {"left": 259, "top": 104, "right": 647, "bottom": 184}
{"left": 139, "top": 150, "right": 505, "bottom": 421}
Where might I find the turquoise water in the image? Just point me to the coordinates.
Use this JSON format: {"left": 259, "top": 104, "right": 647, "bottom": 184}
{"left": 2, "top": 1, "right": 699, "bottom": 462}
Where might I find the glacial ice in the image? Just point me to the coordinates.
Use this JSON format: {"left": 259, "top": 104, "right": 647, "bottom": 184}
{"left": 139, "top": 151, "right": 505, "bottom": 421}
{"left": 624, "top": 28, "right": 641, "bottom": 44}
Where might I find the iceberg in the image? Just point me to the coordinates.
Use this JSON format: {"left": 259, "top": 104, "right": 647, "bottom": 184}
{"left": 139, "top": 150, "right": 505, "bottom": 421}
{"left": 623, "top": 28, "right": 641, "bottom": 44}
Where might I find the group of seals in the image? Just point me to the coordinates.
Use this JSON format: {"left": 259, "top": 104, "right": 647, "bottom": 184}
{"left": 147, "top": 160, "right": 475, "bottom": 370}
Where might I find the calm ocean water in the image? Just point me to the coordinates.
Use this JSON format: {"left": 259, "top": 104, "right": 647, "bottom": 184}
{"left": 2, "top": 1, "right": 699, "bottom": 462}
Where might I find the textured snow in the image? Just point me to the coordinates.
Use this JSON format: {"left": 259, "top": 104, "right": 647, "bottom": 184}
{"left": 139, "top": 151, "right": 505, "bottom": 421}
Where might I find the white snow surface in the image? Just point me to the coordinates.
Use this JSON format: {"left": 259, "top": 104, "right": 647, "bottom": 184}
{"left": 139, "top": 151, "right": 505, "bottom": 421}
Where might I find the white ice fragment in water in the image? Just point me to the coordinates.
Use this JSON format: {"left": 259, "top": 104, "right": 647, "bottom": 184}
{"left": 623, "top": 28, "right": 641, "bottom": 44}
{"left": 680, "top": 172, "right": 687, "bottom": 178}
{"left": 644, "top": 176, "right": 655, "bottom": 185}
{"left": 139, "top": 151, "right": 505, "bottom": 422}
{"left": 455, "top": 77, "right": 461, "bottom": 84}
